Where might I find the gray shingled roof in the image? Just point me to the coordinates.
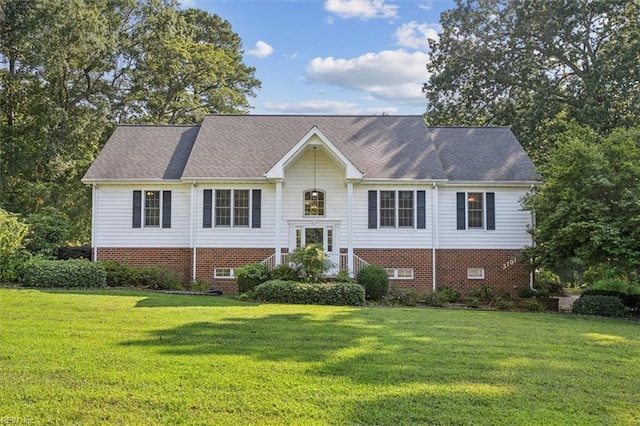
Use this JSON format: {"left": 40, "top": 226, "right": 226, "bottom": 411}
{"left": 83, "top": 115, "right": 538, "bottom": 183}
{"left": 83, "top": 125, "right": 199, "bottom": 181}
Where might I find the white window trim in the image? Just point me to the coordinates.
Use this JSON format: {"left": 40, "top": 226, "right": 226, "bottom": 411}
{"left": 385, "top": 268, "right": 414, "bottom": 280}
{"left": 214, "top": 267, "right": 235, "bottom": 279}
{"left": 143, "top": 189, "right": 162, "bottom": 229}
{"left": 303, "top": 189, "right": 326, "bottom": 217}
{"left": 467, "top": 268, "right": 485, "bottom": 280}
{"left": 465, "top": 192, "right": 486, "bottom": 230}
{"left": 379, "top": 190, "right": 416, "bottom": 229}
{"left": 215, "top": 189, "right": 252, "bottom": 228}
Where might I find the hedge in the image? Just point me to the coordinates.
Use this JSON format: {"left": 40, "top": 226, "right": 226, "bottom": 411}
{"left": 572, "top": 295, "right": 626, "bottom": 318}
{"left": 96, "top": 260, "right": 183, "bottom": 289}
{"left": 580, "top": 289, "right": 640, "bottom": 317}
{"left": 253, "top": 280, "right": 365, "bottom": 306}
{"left": 20, "top": 258, "right": 106, "bottom": 288}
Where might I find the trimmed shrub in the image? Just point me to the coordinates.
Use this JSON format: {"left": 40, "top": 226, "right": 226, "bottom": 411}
{"left": 20, "top": 258, "right": 106, "bottom": 288}
{"left": 424, "top": 291, "right": 450, "bottom": 307}
{"left": 581, "top": 289, "right": 640, "bottom": 317}
{"left": 357, "top": 264, "right": 389, "bottom": 301}
{"left": 492, "top": 299, "right": 514, "bottom": 310}
{"left": 572, "top": 295, "right": 625, "bottom": 317}
{"left": 270, "top": 264, "right": 301, "bottom": 281}
{"left": 387, "top": 286, "right": 419, "bottom": 306}
{"left": 190, "top": 278, "right": 210, "bottom": 291}
{"left": 253, "top": 280, "right": 365, "bottom": 306}
{"left": 235, "top": 262, "right": 271, "bottom": 293}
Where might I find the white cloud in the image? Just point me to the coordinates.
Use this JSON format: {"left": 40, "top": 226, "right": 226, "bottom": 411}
{"left": 305, "top": 49, "right": 430, "bottom": 103}
{"left": 394, "top": 21, "right": 441, "bottom": 51}
{"left": 247, "top": 41, "right": 274, "bottom": 58}
{"left": 261, "top": 100, "right": 398, "bottom": 115}
{"left": 418, "top": 1, "right": 432, "bottom": 11}
{"left": 324, "top": 0, "right": 398, "bottom": 20}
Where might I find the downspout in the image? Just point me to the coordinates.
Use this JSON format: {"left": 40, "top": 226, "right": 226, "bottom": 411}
{"left": 432, "top": 182, "right": 438, "bottom": 291}
{"left": 530, "top": 205, "right": 536, "bottom": 290}
{"left": 92, "top": 183, "right": 98, "bottom": 261}
{"left": 191, "top": 182, "right": 198, "bottom": 281}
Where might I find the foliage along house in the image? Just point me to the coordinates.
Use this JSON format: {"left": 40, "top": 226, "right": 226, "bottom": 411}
{"left": 82, "top": 115, "right": 538, "bottom": 294}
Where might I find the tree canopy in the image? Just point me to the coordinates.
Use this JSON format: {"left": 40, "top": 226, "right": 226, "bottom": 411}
{"left": 0, "top": 0, "right": 260, "bottom": 240}
{"left": 521, "top": 125, "right": 640, "bottom": 277}
{"left": 423, "top": 0, "right": 640, "bottom": 164}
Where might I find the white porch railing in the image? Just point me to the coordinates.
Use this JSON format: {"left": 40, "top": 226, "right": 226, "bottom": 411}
{"left": 262, "top": 251, "right": 369, "bottom": 277}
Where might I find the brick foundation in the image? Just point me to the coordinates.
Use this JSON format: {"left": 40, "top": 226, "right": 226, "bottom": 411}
{"left": 354, "top": 248, "right": 434, "bottom": 293}
{"left": 196, "top": 248, "right": 275, "bottom": 293}
{"left": 94, "top": 246, "right": 530, "bottom": 296}
{"left": 436, "top": 249, "right": 529, "bottom": 296}
{"left": 96, "top": 247, "right": 192, "bottom": 283}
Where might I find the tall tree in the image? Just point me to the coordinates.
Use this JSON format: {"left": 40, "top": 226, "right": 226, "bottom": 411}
{"left": 0, "top": 0, "right": 261, "bottom": 240}
{"left": 423, "top": 0, "right": 640, "bottom": 163}
{"left": 522, "top": 125, "right": 640, "bottom": 275}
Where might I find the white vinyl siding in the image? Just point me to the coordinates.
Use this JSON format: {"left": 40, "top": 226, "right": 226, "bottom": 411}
{"left": 438, "top": 187, "right": 532, "bottom": 249}
{"left": 95, "top": 185, "right": 190, "bottom": 247}
{"left": 352, "top": 186, "right": 433, "bottom": 249}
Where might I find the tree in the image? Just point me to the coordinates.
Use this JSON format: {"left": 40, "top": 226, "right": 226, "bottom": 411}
{"left": 423, "top": 0, "right": 640, "bottom": 164}
{"left": 522, "top": 124, "right": 640, "bottom": 276}
{"left": 0, "top": 0, "right": 261, "bottom": 241}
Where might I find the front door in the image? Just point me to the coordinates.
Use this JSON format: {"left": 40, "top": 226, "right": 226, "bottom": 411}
{"left": 294, "top": 225, "right": 339, "bottom": 275}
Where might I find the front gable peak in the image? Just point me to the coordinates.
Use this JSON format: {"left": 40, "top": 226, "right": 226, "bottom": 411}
{"left": 265, "top": 126, "right": 364, "bottom": 181}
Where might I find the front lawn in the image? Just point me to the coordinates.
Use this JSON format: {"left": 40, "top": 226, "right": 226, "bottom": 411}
{"left": 1, "top": 289, "right": 639, "bottom": 425}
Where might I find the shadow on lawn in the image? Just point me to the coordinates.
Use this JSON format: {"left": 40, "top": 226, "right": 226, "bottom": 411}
{"left": 119, "top": 310, "right": 633, "bottom": 424}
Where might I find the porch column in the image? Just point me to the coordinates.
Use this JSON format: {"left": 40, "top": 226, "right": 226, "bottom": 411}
{"left": 347, "top": 181, "right": 354, "bottom": 275}
{"left": 275, "top": 180, "right": 283, "bottom": 265}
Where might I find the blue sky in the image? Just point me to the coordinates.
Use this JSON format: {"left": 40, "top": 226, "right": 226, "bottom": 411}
{"left": 180, "top": 0, "right": 455, "bottom": 115}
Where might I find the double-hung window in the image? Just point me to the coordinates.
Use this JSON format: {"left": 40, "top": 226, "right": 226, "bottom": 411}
{"left": 203, "top": 189, "right": 261, "bottom": 228}
{"left": 456, "top": 192, "right": 495, "bottom": 230}
{"left": 132, "top": 190, "right": 171, "bottom": 228}
{"left": 369, "top": 190, "right": 424, "bottom": 229}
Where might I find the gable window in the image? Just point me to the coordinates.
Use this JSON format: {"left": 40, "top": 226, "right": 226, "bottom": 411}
{"left": 369, "top": 190, "right": 423, "bottom": 229}
{"left": 456, "top": 192, "right": 495, "bottom": 230}
{"left": 203, "top": 189, "right": 261, "bottom": 228}
{"left": 304, "top": 190, "right": 325, "bottom": 216}
{"left": 132, "top": 190, "right": 171, "bottom": 229}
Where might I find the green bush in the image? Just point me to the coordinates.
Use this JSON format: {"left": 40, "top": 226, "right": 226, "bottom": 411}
{"left": 572, "top": 295, "right": 625, "bottom": 317}
{"left": 24, "top": 207, "right": 71, "bottom": 257}
{"left": 581, "top": 289, "right": 640, "bottom": 317}
{"left": 335, "top": 269, "right": 354, "bottom": 283}
{"left": 357, "top": 264, "right": 389, "bottom": 301}
{"left": 466, "top": 297, "right": 481, "bottom": 308}
{"left": 236, "top": 262, "right": 270, "bottom": 293}
{"left": 437, "top": 286, "right": 461, "bottom": 303}
{"left": 521, "top": 299, "right": 544, "bottom": 312}
{"left": 287, "top": 244, "right": 333, "bottom": 283}
{"left": 253, "top": 280, "right": 365, "bottom": 306}
{"left": 471, "top": 284, "right": 494, "bottom": 299}
{"left": 387, "top": 286, "right": 419, "bottom": 306}
{"left": 0, "top": 209, "right": 30, "bottom": 283}
{"left": 20, "top": 258, "right": 106, "bottom": 288}
{"left": 589, "top": 278, "right": 640, "bottom": 295}
{"left": 492, "top": 299, "right": 514, "bottom": 310}
{"left": 270, "top": 264, "right": 301, "bottom": 281}
{"left": 190, "top": 278, "right": 210, "bottom": 291}
{"left": 424, "top": 291, "right": 450, "bottom": 307}
{"left": 518, "top": 287, "right": 537, "bottom": 298}
{"left": 96, "top": 261, "right": 183, "bottom": 289}
{"left": 535, "top": 269, "right": 564, "bottom": 295}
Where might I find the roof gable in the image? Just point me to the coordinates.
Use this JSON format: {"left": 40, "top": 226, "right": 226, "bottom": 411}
{"left": 265, "top": 126, "right": 363, "bottom": 181}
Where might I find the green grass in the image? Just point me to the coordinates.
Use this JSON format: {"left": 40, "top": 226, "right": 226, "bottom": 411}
{"left": 1, "top": 289, "right": 639, "bottom": 425}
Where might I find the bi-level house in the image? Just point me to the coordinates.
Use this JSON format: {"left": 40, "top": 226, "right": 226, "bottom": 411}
{"left": 82, "top": 115, "right": 538, "bottom": 294}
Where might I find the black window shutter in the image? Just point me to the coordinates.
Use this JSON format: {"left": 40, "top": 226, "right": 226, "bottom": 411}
{"left": 252, "top": 189, "right": 261, "bottom": 228}
{"left": 486, "top": 192, "right": 495, "bottom": 230}
{"left": 456, "top": 192, "right": 466, "bottom": 230}
{"left": 368, "top": 190, "right": 377, "bottom": 229}
{"left": 417, "top": 190, "right": 426, "bottom": 229}
{"left": 203, "top": 189, "right": 212, "bottom": 228}
{"left": 162, "top": 191, "right": 172, "bottom": 228}
{"left": 132, "top": 190, "right": 142, "bottom": 228}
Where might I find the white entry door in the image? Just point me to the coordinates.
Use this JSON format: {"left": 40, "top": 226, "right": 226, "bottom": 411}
{"left": 294, "top": 225, "right": 339, "bottom": 275}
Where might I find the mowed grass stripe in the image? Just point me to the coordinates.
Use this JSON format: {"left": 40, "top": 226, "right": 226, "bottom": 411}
{"left": 1, "top": 289, "right": 639, "bottom": 425}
